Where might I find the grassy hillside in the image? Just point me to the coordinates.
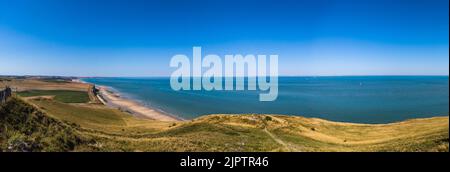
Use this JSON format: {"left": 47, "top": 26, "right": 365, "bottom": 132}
{"left": 0, "top": 97, "right": 95, "bottom": 152}
{"left": 9, "top": 95, "right": 447, "bottom": 152}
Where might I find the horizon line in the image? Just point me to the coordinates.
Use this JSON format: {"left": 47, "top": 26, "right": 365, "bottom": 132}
{"left": 3, "top": 74, "right": 449, "bottom": 78}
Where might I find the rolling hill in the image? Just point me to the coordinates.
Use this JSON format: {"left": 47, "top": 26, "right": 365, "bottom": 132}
{"left": 1, "top": 95, "right": 448, "bottom": 152}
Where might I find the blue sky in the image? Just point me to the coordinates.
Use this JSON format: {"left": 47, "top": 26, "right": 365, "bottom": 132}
{"left": 0, "top": 0, "right": 448, "bottom": 76}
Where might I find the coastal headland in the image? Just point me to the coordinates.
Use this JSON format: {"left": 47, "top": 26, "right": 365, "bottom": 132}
{"left": 1, "top": 76, "right": 448, "bottom": 152}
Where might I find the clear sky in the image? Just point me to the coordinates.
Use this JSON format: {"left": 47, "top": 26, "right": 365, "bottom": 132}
{"left": 0, "top": 0, "right": 448, "bottom": 76}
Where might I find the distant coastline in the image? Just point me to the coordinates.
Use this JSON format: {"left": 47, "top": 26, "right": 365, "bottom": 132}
{"left": 78, "top": 78, "right": 182, "bottom": 122}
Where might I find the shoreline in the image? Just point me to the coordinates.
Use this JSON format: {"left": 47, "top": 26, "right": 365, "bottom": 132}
{"left": 78, "top": 78, "right": 183, "bottom": 122}
{"left": 98, "top": 86, "right": 183, "bottom": 121}
{"left": 93, "top": 85, "right": 449, "bottom": 124}
{"left": 75, "top": 77, "right": 449, "bottom": 124}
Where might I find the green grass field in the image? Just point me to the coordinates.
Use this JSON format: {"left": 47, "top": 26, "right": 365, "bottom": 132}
{"left": 31, "top": 99, "right": 126, "bottom": 128}
{"left": 38, "top": 79, "right": 72, "bottom": 83}
{"left": 17, "top": 90, "right": 90, "bottom": 103}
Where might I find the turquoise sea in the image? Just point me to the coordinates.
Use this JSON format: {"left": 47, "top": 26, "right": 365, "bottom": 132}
{"left": 82, "top": 76, "right": 449, "bottom": 124}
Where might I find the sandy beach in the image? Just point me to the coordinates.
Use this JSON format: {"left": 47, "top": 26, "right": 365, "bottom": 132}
{"left": 97, "top": 86, "right": 181, "bottom": 122}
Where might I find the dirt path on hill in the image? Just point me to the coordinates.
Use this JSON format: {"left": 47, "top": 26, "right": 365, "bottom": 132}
{"left": 263, "top": 128, "right": 297, "bottom": 152}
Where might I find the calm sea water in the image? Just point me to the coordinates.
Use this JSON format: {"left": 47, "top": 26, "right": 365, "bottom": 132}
{"left": 83, "top": 76, "right": 449, "bottom": 123}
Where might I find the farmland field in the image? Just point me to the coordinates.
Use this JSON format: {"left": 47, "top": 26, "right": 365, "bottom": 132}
{"left": 17, "top": 90, "right": 90, "bottom": 103}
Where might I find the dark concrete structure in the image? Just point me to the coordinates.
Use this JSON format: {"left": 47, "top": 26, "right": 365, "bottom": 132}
{"left": 0, "top": 86, "right": 12, "bottom": 103}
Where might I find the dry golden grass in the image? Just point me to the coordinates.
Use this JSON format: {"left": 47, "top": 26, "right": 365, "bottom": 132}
{"left": 23, "top": 97, "right": 449, "bottom": 152}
